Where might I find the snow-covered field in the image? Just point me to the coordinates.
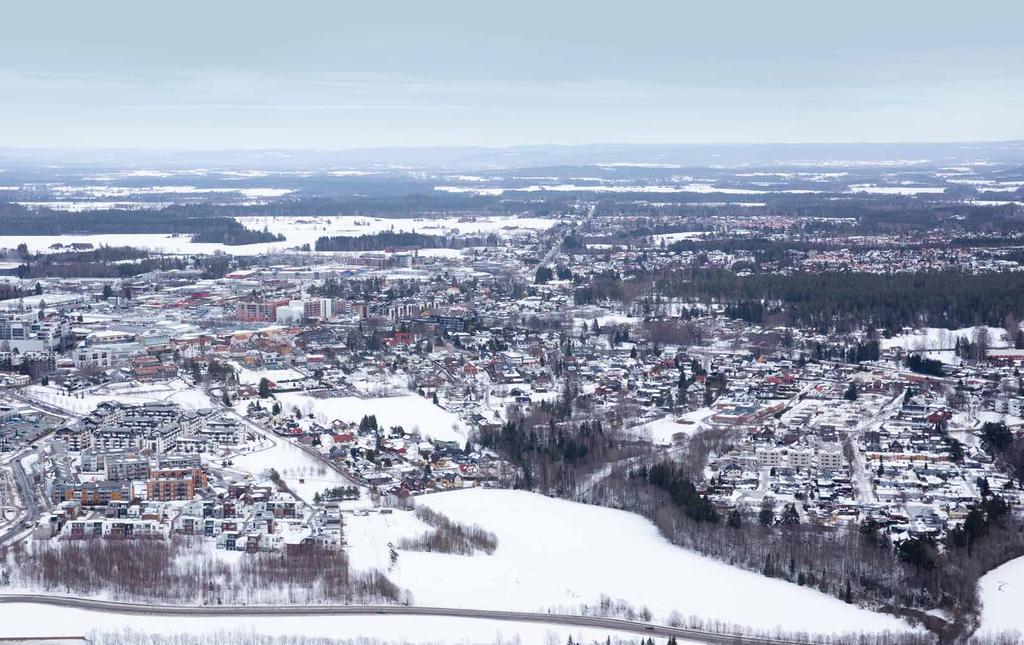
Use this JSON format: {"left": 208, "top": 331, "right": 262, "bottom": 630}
{"left": 276, "top": 393, "right": 468, "bottom": 445}
{"left": 351, "top": 489, "right": 914, "bottom": 635}
{"left": 0, "top": 215, "right": 558, "bottom": 257}
{"left": 234, "top": 365, "right": 306, "bottom": 386}
{"left": 436, "top": 184, "right": 820, "bottom": 196}
{"left": 13, "top": 200, "right": 173, "bottom": 212}
{"left": 651, "top": 231, "right": 709, "bottom": 243}
{"left": 235, "top": 215, "right": 559, "bottom": 250}
{"left": 880, "top": 326, "right": 1009, "bottom": 364}
{"left": 0, "top": 233, "right": 282, "bottom": 256}
{"left": 0, "top": 602, "right": 652, "bottom": 644}
{"left": 976, "top": 555, "right": 1024, "bottom": 639}
{"left": 573, "top": 310, "right": 639, "bottom": 333}
{"left": 627, "top": 408, "right": 716, "bottom": 444}
{"left": 847, "top": 184, "right": 947, "bottom": 195}
{"left": 226, "top": 432, "right": 352, "bottom": 502}
{"left": 23, "top": 380, "right": 212, "bottom": 416}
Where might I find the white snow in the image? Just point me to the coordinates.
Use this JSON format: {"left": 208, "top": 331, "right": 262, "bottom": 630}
{"left": 0, "top": 233, "right": 294, "bottom": 256}
{"left": 227, "top": 433, "right": 352, "bottom": 502}
{"left": 276, "top": 393, "right": 468, "bottom": 446}
{"left": 651, "top": 231, "right": 708, "bottom": 243}
{"left": 238, "top": 215, "right": 558, "bottom": 249}
{"left": 976, "top": 555, "right": 1024, "bottom": 639}
{"left": 44, "top": 184, "right": 294, "bottom": 199}
{"left": 0, "top": 215, "right": 558, "bottom": 257}
{"left": 628, "top": 409, "right": 716, "bottom": 444}
{"left": 847, "top": 184, "right": 947, "bottom": 195}
{"left": 369, "top": 489, "right": 915, "bottom": 635}
{"left": 0, "top": 602, "right": 651, "bottom": 644}
{"left": 880, "top": 326, "right": 1009, "bottom": 364}
{"left": 13, "top": 201, "right": 173, "bottom": 212}
{"left": 436, "top": 184, "right": 821, "bottom": 196}
{"left": 235, "top": 366, "right": 306, "bottom": 385}
{"left": 23, "top": 380, "right": 212, "bottom": 416}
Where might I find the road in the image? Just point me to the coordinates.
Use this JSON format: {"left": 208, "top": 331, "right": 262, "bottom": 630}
{"left": 10, "top": 390, "right": 82, "bottom": 422}
{"left": 0, "top": 391, "right": 74, "bottom": 545}
{"left": 210, "top": 389, "right": 363, "bottom": 495}
{"left": 0, "top": 594, "right": 815, "bottom": 645}
{"left": 526, "top": 201, "right": 595, "bottom": 281}
{"left": 848, "top": 389, "right": 906, "bottom": 504}
{"left": 0, "top": 458, "right": 41, "bottom": 544}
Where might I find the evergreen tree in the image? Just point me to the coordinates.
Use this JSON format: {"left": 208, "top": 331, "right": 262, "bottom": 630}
{"left": 758, "top": 497, "right": 775, "bottom": 526}
{"left": 258, "top": 377, "right": 272, "bottom": 399}
{"left": 727, "top": 508, "right": 742, "bottom": 529}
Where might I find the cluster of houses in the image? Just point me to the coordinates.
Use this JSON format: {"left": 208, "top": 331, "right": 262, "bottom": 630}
{"left": 55, "top": 401, "right": 241, "bottom": 454}
{"left": 1, "top": 216, "right": 1023, "bottom": 562}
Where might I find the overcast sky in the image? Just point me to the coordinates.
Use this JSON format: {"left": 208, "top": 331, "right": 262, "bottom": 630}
{"left": 2, "top": 1, "right": 1022, "bottom": 149}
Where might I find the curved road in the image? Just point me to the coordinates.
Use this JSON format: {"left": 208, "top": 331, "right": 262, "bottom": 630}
{"left": 0, "top": 594, "right": 814, "bottom": 645}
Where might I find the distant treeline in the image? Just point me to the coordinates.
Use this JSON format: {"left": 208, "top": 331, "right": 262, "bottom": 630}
{"left": 15, "top": 246, "right": 189, "bottom": 279}
{"left": 190, "top": 225, "right": 283, "bottom": 246}
{"left": 314, "top": 231, "right": 497, "bottom": 252}
{"left": 577, "top": 269, "right": 1024, "bottom": 332}
{"left": 0, "top": 203, "right": 281, "bottom": 245}
{"left": 0, "top": 283, "right": 33, "bottom": 301}
{"left": 590, "top": 196, "right": 1023, "bottom": 235}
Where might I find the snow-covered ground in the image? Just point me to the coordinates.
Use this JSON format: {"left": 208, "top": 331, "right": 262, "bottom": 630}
{"left": 436, "top": 184, "right": 820, "bottom": 196}
{"left": 23, "top": 380, "right": 212, "bottom": 416}
{"left": 276, "top": 393, "right": 468, "bottom": 446}
{"left": 226, "top": 215, "right": 558, "bottom": 254}
{"left": 651, "top": 231, "right": 709, "bottom": 243}
{"left": 234, "top": 365, "right": 306, "bottom": 386}
{"left": 0, "top": 215, "right": 557, "bottom": 257}
{"left": 847, "top": 184, "right": 947, "bottom": 195}
{"left": 226, "top": 432, "right": 352, "bottom": 502}
{"left": 573, "top": 310, "right": 639, "bottom": 334}
{"left": 627, "top": 408, "right": 717, "bottom": 444}
{"left": 880, "top": 326, "right": 1009, "bottom": 364}
{"left": 976, "top": 554, "right": 1024, "bottom": 639}
{"left": 0, "top": 602, "right": 652, "bottom": 644}
{"left": 353, "top": 489, "right": 914, "bottom": 635}
{"left": 0, "top": 233, "right": 288, "bottom": 256}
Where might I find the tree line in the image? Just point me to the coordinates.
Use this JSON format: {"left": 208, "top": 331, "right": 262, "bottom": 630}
{"left": 314, "top": 231, "right": 497, "bottom": 252}
{"left": 589, "top": 268, "right": 1024, "bottom": 332}
{"left": 1, "top": 537, "right": 405, "bottom": 605}
{"left": 15, "top": 246, "right": 189, "bottom": 278}
{"left": 0, "top": 203, "right": 283, "bottom": 245}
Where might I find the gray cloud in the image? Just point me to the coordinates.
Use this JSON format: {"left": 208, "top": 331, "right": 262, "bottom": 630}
{"left": 1, "top": 0, "right": 1021, "bottom": 148}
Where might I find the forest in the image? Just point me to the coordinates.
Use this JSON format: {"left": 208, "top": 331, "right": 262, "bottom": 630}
{"left": 14, "top": 246, "right": 189, "bottom": 278}
{"left": 0, "top": 204, "right": 282, "bottom": 245}
{"left": 577, "top": 268, "right": 1024, "bottom": 333}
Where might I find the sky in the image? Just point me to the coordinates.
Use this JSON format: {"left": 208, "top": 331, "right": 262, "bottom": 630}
{"left": 1, "top": 0, "right": 1023, "bottom": 150}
